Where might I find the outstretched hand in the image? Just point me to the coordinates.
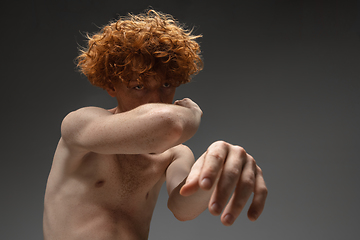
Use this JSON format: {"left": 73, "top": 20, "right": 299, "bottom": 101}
{"left": 180, "top": 141, "right": 268, "bottom": 226}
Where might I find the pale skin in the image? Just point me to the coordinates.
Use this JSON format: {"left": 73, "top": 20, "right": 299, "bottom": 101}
{"left": 43, "top": 76, "right": 268, "bottom": 240}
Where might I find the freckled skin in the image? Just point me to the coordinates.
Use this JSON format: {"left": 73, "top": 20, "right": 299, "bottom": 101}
{"left": 44, "top": 143, "right": 174, "bottom": 240}
{"left": 43, "top": 77, "right": 268, "bottom": 239}
{"left": 43, "top": 78, "right": 198, "bottom": 240}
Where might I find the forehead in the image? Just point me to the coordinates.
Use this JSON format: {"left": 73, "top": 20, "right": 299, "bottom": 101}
{"left": 128, "top": 77, "right": 162, "bottom": 86}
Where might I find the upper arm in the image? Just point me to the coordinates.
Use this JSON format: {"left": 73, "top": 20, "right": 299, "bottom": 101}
{"left": 166, "top": 144, "right": 195, "bottom": 195}
{"left": 61, "top": 105, "right": 183, "bottom": 155}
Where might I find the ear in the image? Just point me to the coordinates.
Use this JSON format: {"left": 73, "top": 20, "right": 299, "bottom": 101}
{"left": 106, "top": 83, "right": 117, "bottom": 97}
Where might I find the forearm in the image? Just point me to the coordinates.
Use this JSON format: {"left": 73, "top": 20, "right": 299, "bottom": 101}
{"left": 62, "top": 103, "right": 201, "bottom": 155}
{"left": 166, "top": 104, "right": 201, "bottom": 147}
{"left": 128, "top": 103, "right": 201, "bottom": 153}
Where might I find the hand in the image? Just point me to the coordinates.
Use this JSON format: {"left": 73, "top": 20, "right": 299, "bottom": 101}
{"left": 174, "top": 98, "right": 203, "bottom": 117}
{"left": 180, "top": 141, "right": 268, "bottom": 226}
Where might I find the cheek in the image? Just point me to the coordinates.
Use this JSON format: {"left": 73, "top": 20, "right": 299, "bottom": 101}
{"left": 120, "top": 96, "right": 143, "bottom": 110}
{"left": 169, "top": 90, "right": 176, "bottom": 101}
{"left": 165, "top": 88, "right": 176, "bottom": 97}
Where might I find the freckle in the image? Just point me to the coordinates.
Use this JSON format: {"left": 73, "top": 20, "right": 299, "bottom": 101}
{"left": 95, "top": 180, "right": 105, "bottom": 188}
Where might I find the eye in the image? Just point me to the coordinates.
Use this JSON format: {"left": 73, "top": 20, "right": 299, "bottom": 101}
{"left": 134, "top": 84, "right": 144, "bottom": 90}
{"left": 162, "top": 82, "right": 171, "bottom": 88}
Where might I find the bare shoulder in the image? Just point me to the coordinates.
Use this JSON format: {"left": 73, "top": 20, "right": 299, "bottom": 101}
{"left": 60, "top": 107, "right": 111, "bottom": 143}
{"left": 62, "top": 106, "right": 112, "bottom": 127}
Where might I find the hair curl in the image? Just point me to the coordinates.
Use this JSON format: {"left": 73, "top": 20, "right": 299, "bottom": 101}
{"left": 76, "top": 10, "right": 203, "bottom": 89}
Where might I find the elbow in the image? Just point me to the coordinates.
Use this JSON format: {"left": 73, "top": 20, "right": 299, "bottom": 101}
{"left": 167, "top": 199, "right": 198, "bottom": 222}
{"left": 168, "top": 206, "right": 198, "bottom": 222}
{"left": 173, "top": 213, "right": 197, "bottom": 222}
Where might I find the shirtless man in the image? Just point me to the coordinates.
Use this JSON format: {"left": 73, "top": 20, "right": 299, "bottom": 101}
{"left": 43, "top": 10, "right": 268, "bottom": 240}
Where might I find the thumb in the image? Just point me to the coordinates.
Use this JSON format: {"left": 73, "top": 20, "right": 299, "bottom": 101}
{"left": 179, "top": 152, "right": 206, "bottom": 196}
{"left": 180, "top": 177, "right": 199, "bottom": 196}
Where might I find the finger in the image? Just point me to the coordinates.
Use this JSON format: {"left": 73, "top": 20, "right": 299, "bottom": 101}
{"left": 209, "top": 146, "right": 246, "bottom": 216}
{"left": 179, "top": 177, "right": 199, "bottom": 196}
{"left": 199, "top": 141, "right": 229, "bottom": 190}
{"left": 247, "top": 165, "right": 268, "bottom": 221}
{"left": 221, "top": 154, "right": 257, "bottom": 226}
{"left": 180, "top": 153, "right": 205, "bottom": 196}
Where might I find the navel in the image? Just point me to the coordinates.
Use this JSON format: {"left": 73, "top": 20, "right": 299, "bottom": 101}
{"left": 145, "top": 192, "right": 149, "bottom": 199}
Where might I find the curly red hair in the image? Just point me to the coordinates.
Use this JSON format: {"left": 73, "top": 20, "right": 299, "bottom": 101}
{"left": 76, "top": 10, "right": 203, "bottom": 89}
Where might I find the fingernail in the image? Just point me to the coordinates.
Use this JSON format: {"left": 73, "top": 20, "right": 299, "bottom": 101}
{"left": 249, "top": 211, "right": 258, "bottom": 221}
{"left": 201, "top": 178, "right": 212, "bottom": 189}
{"left": 224, "top": 214, "right": 234, "bottom": 225}
{"left": 211, "top": 202, "right": 221, "bottom": 215}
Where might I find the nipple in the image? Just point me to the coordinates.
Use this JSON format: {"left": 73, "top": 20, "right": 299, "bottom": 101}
{"left": 95, "top": 180, "right": 105, "bottom": 188}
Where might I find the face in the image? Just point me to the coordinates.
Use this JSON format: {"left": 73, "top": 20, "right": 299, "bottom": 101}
{"left": 107, "top": 76, "right": 178, "bottom": 112}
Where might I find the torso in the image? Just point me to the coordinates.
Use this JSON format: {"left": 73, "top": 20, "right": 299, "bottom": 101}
{"left": 43, "top": 138, "right": 174, "bottom": 240}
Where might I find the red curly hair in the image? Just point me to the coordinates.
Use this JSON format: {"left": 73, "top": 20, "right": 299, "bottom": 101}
{"left": 76, "top": 10, "right": 203, "bottom": 89}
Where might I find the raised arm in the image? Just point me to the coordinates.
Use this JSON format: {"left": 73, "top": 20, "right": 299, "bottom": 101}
{"left": 61, "top": 99, "right": 202, "bottom": 154}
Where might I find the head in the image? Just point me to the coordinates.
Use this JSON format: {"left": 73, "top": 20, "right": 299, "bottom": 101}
{"left": 76, "top": 10, "right": 203, "bottom": 111}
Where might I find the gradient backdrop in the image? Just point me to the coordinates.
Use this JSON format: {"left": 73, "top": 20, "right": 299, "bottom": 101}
{"left": 2, "top": 0, "right": 360, "bottom": 239}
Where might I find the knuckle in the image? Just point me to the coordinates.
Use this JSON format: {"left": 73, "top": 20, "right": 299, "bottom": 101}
{"left": 240, "top": 149, "right": 247, "bottom": 158}
{"left": 213, "top": 140, "right": 228, "bottom": 148}
{"left": 225, "top": 168, "right": 240, "bottom": 182}
{"left": 232, "top": 199, "right": 246, "bottom": 210}
{"left": 233, "top": 145, "right": 247, "bottom": 157}
{"left": 206, "top": 165, "right": 219, "bottom": 176}
{"left": 207, "top": 152, "right": 224, "bottom": 163}
{"left": 248, "top": 156, "right": 256, "bottom": 166}
{"left": 242, "top": 175, "right": 255, "bottom": 189}
{"left": 259, "top": 186, "right": 268, "bottom": 198}
{"left": 233, "top": 145, "right": 244, "bottom": 152}
{"left": 229, "top": 167, "right": 241, "bottom": 177}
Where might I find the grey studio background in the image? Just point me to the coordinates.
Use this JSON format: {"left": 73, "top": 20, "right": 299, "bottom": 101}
{"left": 1, "top": 0, "right": 359, "bottom": 239}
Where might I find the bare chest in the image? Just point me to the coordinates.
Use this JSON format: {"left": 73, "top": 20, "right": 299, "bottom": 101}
{"left": 81, "top": 152, "right": 172, "bottom": 202}
{"left": 45, "top": 151, "right": 173, "bottom": 240}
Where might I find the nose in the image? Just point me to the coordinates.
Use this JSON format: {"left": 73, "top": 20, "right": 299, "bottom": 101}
{"left": 147, "top": 90, "right": 163, "bottom": 103}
